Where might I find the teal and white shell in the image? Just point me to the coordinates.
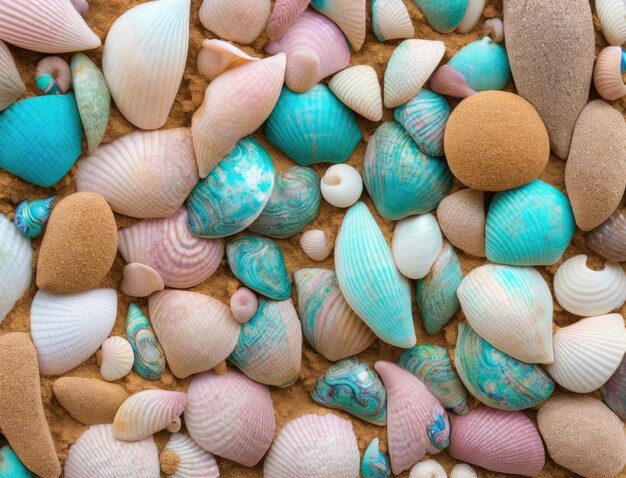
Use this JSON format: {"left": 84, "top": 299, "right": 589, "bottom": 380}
{"left": 448, "top": 37, "right": 511, "bottom": 92}
{"left": 413, "top": 0, "right": 470, "bottom": 33}
{"left": 14, "top": 196, "right": 55, "bottom": 239}
{"left": 126, "top": 303, "right": 166, "bottom": 380}
{"left": 361, "top": 437, "right": 391, "bottom": 478}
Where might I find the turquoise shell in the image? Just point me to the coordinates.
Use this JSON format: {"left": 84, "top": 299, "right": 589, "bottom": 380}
{"left": 14, "top": 196, "right": 55, "bottom": 239}
{"left": 416, "top": 241, "right": 462, "bottom": 335}
{"left": 226, "top": 233, "right": 292, "bottom": 300}
{"left": 0, "top": 93, "right": 83, "bottom": 187}
{"left": 448, "top": 37, "right": 512, "bottom": 92}
{"left": 394, "top": 89, "right": 450, "bottom": 157}
{"left": 413, "top": 0, "right": 469, "bottom": 33}
{"left": 265, "top": 85, "right": 362, "bottom": 166}
{"left": 363, "top": 121, "right": 453, "bottom": 220}
{"left": 249, "top": 166, "right": 321, "bottom": 239}
{"left": 126, "top": 303, "right": 166, "bottom": 380}
{"left": 187, "top": 137, "right": 275, "bottom": 239}
{"left": 396, "top": 344, "right": 469, "bottom": 415}
{"left": 311, "top": 357, "right": 387, "bottom": 426}
{"left": 455, "top": 322, "right": 555, "bottom": 411}
{"left": 601, "top": 353, "right": 626, "bottom": 419}
{"left": 361, "top": 438, "right": 391, "bottom": 478}
{"left": 0, "top": 444, "right": 31, "bottom": 478}
{"left": 486, "top": 179, "right": 575, "bottom": 265}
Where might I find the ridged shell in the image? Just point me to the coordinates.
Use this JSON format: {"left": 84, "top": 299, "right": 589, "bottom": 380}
{"left": 392, "top": 213, "right": 443, "bottom": 280}
{"left": 483, "top": 17, "right": 504, "bottom": 43}
{"left": 455, "top": 322, "right": 555, "bottom": 410}
{"left": 35, "top": 56, "right": 71, "bottom": 95}
{"left": 409, "top": 460, "right": 446, "bottom": 478}
{"left": 310, "top": 0, "right": 366, "bottom": 51}
{"left": 199, "top": 0, "right": 271, "bottom": 45}
{"left": 335, "top": 202, "right": 415, "bottom": 348}
{"left": 14, "top": 196, "right": 55, "bottom": 240}
{"left": 0, "top": 214, "right": 31, "bottom": 322}
{"left": 601, "top": 353, "right": 626, "bottom": 419}
{"left": 264, "top": 413, "right": 360, "bottom": 478}
{"left": 546, "top": 313, "right": 626, "bottom": 393}
{"left": 121, "top": 263, "right": 165, "bottom": 298}
{"left": 329, "top": 66, "right": 383, "bottom": 122}
{"left": 320, "top": 164, "right": 363, "bottom": 208}
{"left": 450, "top": 464, "right": 477, "bottom": 478}
{"left": 429, "top": 64, "right": 476, "bottom": 98}
{"left": 30, "top": 289, "right": 117, "bottom": 375}
{"left": 184, "top": 370, "right": 275, "bottom": 467}
{"left": 372, "top": 0, "right": 414, "bottom": 42}
{"left": 363, "top": 122, "right": 452, "bottom": 220}
{"left": 597, "top": 0, "right": 626, "bottom": 45}
{"left": 126, "top": 303, "right": 166, "bottom": 380}
{"left": 361, "top": 438, "right": 391, "bottom": 478}
{"left": 0, "top": 40, "right": 24, "bottom": 111}
{"left": 229, "top": 288, "right": 258, "bottom": 324}
{"left": 0, "top": 444, "right": 31, "bottom": 478}
{"left": 72, "top": 0, "right": 89, "bottom": 16}
{"left": 76, "top": 128, "right": 198, "bottom": 219}
{"left": 457, "top": 0, "right": 485, "bottom": 33}
{"left": 413, "top": 0, "right": 470, "bottom": 32}
{"left": 149, "top": 290, "right": 240, "bottom": 378}
{"left": 585, "top": 208, "right": 626, "bottom": 262}
{"left": 196, "top": 39, "right": 258, "bottom": 81}
{"left": 266, "top": 0, "right": 311, "bottom": 41}
{"left": 100, "top": 336, "right": 134, "bottom": 382}
{"left": 436, "top": 188, "right": 486, "bottom": 257}
{"left": 228, "top": 298, "right": 302, "bottom": 388}
{"left": 594, "top": 46, "right": 626, "bottom": 101}
{"left": 300, "top": 230, "right": 333, "bottom": 261}
{"left": 160, "top": 433, "right": 219, "bottom": 478}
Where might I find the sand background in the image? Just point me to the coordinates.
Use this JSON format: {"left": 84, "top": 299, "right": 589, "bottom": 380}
{"left": 0, "top": 0, "right": 624, "bottom": 476}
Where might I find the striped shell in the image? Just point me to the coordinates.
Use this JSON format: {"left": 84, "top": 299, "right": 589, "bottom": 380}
{"left": 0, "top": 40, "right": 24, "bottom": 111}
{"left": 457, "top": 0, "right": 485, "bottom": 33}
{"left": 300, "top": 230, "right": 333, "bottom": 261}
{"left": 0, "top": 213, "right": 32, "bottom": 323}
{"left": 126, "top": 304, "right": 166, "bottom": 381}
{"left": 196, "top": 39, "right": 258, "bottom": 81}
{"left": 585, "top": 208, "right": 626, "bottom": 262}
{"left": 310, "top": 0, "right": 366, "bottom": 51}
{"left": 372, "top": 0, "right": 414, "bottom": 42}
{"left": 266, "top": 0, "right": 311, "bottom": 41}
{"left": 596, "top": 0, "right": 626, "bottom": 45}
{"left": 409, "top": 460, "right": 446, "bottom": 478}
{"left": 121, "top": 263, "right": 165, "bottom": 298}
{"left": 100, "top": 336, "right": 134, "bottom": 382}
{"left": 594, "top": 46, "right": 626, "bottom": 101}
{"left": 413, "top": 0, "right": 469, "bottom": 33}
{"left": 229, "top": 288, "right": 258, "bottom": 324}
{"left": 199, "top": 0, "right": 271, "bottom": 45}
{"left": 329, "top": 65, "right": 383, "bottom": 121}
{"left": 160, "top": 433, "right": 219, "bottom": 478}
{"left": 436, "top": 188, "right": 486, "bottom": 258}
{"left": 320, "top": 164, "right": 364, "bottom": 209}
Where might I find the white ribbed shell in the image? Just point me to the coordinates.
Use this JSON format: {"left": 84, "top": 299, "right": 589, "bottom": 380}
{"left": 321, "top": 164, "right": 364, "bottom": 208}
{"left": 372, "top": 0, "right": 414, "bottom": 42}
{"left": 199, "top": 0, "right": 271, "bottom": 45}
{"left": 409, "top": 460, "right": 447, "bottom": 478}
{"left": 300, "top": 230, "right": 333, "bottom": 261}
{"left": 161, "top": 433, "right": 219, "bottom": 478}
{"left": 596, "top": 0, "right": 626, "bottom": 45}
{"left": 0, "top": 40, "right": 24, "bottom": 111}
{"left": 100, "top": 336, "right": 134, "bottom": 381}
{"left": 0, "top": 214, "right": 31, "bottom": 322}
{"left": 329, "top": 65, "right": 382, "bottom": 121}
{"left": 120, "top": 263, "right": 165, "bottom": 297}
{"left": 392, "top": 213, "right": 443, "bottom": 280}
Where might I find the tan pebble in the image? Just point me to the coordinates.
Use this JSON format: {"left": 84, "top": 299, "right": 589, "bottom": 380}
{"left": 437, "top": 188, "right": 486, "bottom": 257}
{"left": 159, "top": 449, "right": 181, "bottom": 475}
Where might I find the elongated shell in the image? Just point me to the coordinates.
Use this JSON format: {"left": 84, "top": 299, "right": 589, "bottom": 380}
{"left": 372, "top": 0, "right": 414, "bottom": 42}
{"left": 597, "top": 0, "right": 626, "bottom": 45}
{"left": 409, "top": 460, "right": 446, "bottom": 478}
{"left": 0, "top": 214, "right": 31, "bottom": 322}
{"left": 185, "top": 370, "right": 275, "bottom": 467}
{"left": 310, "top": 0, "right": 366, "bottom": 51}
{"left": 329, "top": 66, "right": 383, "bottom": 122}
{"left": 413, "top": 0, "right": 469, "bottom": 32}
{"left": 197, "top": 39, "right": 258, "bottom": 81}
{"left": 160, "top": 433, "right": 219, "bottom": 478}
{"left": 121, "top": 263, "right": 164, "bottom": 298}
{"left": 100, "top": 337, "right": 134, "bottom": 382}
{"left": 266, "top": 0, "right": 311, "bottom": 41}
{"left": 601, "top": 353, "right": 626, "bottom": 419}
{"left": 392, "top": 213, "right": 443, "bottom": 280}
{"left": 300, "top": 230, "right": 333, "bottom": 261}
{"left": 436, "top": 188, "right": 486, "bottom": 257}
{"left": 594, "top": 46, "right": 626, "bottom": 101}
{"left": 264, "top": 413, "right": 360, "bottom": 478}
{"left": 361, "top": 438, "right": 391, "bottom": 478}
{"left": 126, "top": 304, "right": 166, "bottom": 380}
{"left": 0, "top": 40, "right": 24, "bottom": 111}
{"left": 320, "top": 164, "right": 363, "bottom": 208}
{"left": 14, "top": 196, "right": 55, "bottom": 239}
{"left": 199, "top": 0, "right": 270, "bottom": 45}
{"left": 585, "top": 208, "right": 626, "bottom": 262}
{"left": 0, "top": 444, "right": 31, "bottom": 478}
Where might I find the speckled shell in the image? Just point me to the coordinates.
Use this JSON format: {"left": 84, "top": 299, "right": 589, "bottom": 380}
{"left": 121, "top": 263, "right": 164, "bottom": 298}
{"left": 126, "top": 304, "right": 166, "bottom": 380}
{"left": 160, "top": 433, "right": 219, "bottom": 478}
{"left": 100, "top": 336, "right": 134, "bottom": 382}
{"left": 0, "top": 444, "right": 31, "bottom": 478}
{"left": 0, "top": 214, "right": 31, "bottom": 323}
{"left": 199, "top": 0, "right": 270, "bottom": 45}
{"left": 14, "top": 196, "right": 55, "bottom": 239}
{"left": 409, "top": 460, "right": 446, "bottom": 478}
{"left": 597, "top": 0, "right": 626, "bottom": 45}
{"left": 310, "top": 0, "right": 366, "bottom": 51}
{"left": 436, "top": 188, "right": 486, "bottom": 258}
{"left": 320, "top": 164, "right": 364, "bottom": 209}
{"left": 266, "top": 0, "right": 311, "bottom": 41}
{"left": 392, "top": 213, "right": 443, "bottom": 280}
{"left": 196, "top": 39, "right": 258, "bottom": 81}
{"left": 0, "top": 40, "right": 24, "bottom": 111}
{"left": 229, "top": 288, "right": 258, "bottom": 324}
{"left": 300, "top": 230, "right": 333, "bottom": 261}
{"left": 585, "top": 208, "right": 626, "bottom": 262}
{"left": 361, "top": 438, "right": 391, "bottom": 478}
{"left": 329, "top": 65, "right": 383, "bottom": 122}
{"left": 594, "top": 46, "right": 626, "bottom": 101}
{"left": 372, "top": 0, "right": 414, "bottom": 42}
{"left": 601, "top": 353, "right": 626, "bottom": 419}
{"left": 413, "top": 0, "right": 469, "bottom": 32}
{"left": 35, "top": 56, "right": 70, "bottom": 95}
{"left": 455, "top": 322, "right": 555, "bottom": 410}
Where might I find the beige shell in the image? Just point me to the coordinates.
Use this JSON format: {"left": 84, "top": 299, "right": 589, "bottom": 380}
{"left": 329, "top": 65, "right": 383, "bottom": 121}
{"left": 594, "top": 46, "right": 626, "bottom": 101}
{"left": 0, "top": 40, "right": 24, "bottom": 111}
{"left": 437, "top": 188, "right": 486, "bottom": 258}
{"left": 483, "top": 17, "right": 504, "bottom": 43}
{"left": 199, "top": 0, "right": 271, "bottom": 45}
{"left": 300, "top": 230, "right": 333, "bottom": 261}
{"left": 409, "top": 460, "right": 447, "bottom": 478}
{"left": 100, "top": 336, "right": 134, "bottom": 382}
{"left": 451, "top": 464, "right": 478, "bottom": 478}
{"left": 120, "top": 263, "right": 165, "bottom": 298}
{"left": 197, "top": 39, "right": 259, "bottom": 81}
{"left": 596, "top": 0, "right": 626, "bottom": 45}
{"left": 160, "top": 433, "right": 219, "bottom": 478}
{"left": 372, "top": 0, "right": 414, "bottom": 42}
{"left": 311, "top": 0, "right": 366, "bottom": 51}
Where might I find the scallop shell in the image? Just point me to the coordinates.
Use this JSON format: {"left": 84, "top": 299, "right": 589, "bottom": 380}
{"left": 35, "top": 56, "right": 71, "bottom": 95}
{"left": 335, "top": 202, "right": 415, "bottom": 348}
{"left": 593, "top": 46, "right": 626, "bottom": 101}
{"left": 0, "top": 40, "right": 24, "bottom": 111}
{"left": 310, "top": 0, "right": 366, "bottom": 51}
{"left": 585, "top": 208, "right": 626, "bottom": 262}
{"left": 436, "top": 188, "right": 486, "bottom": 258}
{"left": 320, "top": 164, "right": 364, "bottom": 208}
{"left": 300, "top": 230, "right": 333, "bottom": 261}
{"left": 483, "top": 17, "right": 504, "bottom": 43}
{"left": 294, "top": 268, "right": 376, "bottom": 361}
{"left": 76, "top": 128, "right": 198, "bottom": 219}
{"left": 329, "top": 66, "right": 383, "bottom": 122}
{"left": 457, "top": 0, "right": 484, "bottom": 33}
{"left": 372, "top": 0, "right": 414, "bottom": 42}
{"left": 409, "top": 460, "right": 446, "bottom": 478}
{"left": 546, "top": 313, "right": 626, "bottom": 393}
{"left": 264, "top": 413, "right": 360, "bottom": 478}
{"left": 30, "top": 289, "right": 117, "bottom": 376}
{"left": 361, "top": 437, "right": 391, "bottom": 478}
{"left": 100, "top": 336, "right": 134, "bottom": 382}
{"left": 229, "top": 288, "right": 258, "bottom": 324}
{"left": 596, "top": 0, "right": 626, "bottom": 45}
{"left": 0, "top": 444, "right": 31, "bottom": 478}
{"left": 196, "top": 39, "right": 259, "bottom": 81}
{"left": 184, "top": 370, "right": 275, "bottom": 467}
{"left": 126, "top": 303, "right": 166, "bottom": 380}
{"left": 121, "top": 263, "right": 165, "bottom": 298}
{"left": 450, "top": 464, "right": 477, "bottom": 478}
{"left": 228, "top": 298, "right": 302, "bottom": 388}
{"left": 413, "top": 0, "right": 469, "bottom": 32}
{"left": 600, "top": 353, "right": 626, "bottom": 419}
{"left": 267, "top": 0, "right": 311, "bottom": 40}
{"left": 103, "top": 0, "right": 189, "bottom": 130}
{"left": 160, "top": 433, "right": 219, "bottom": 478}
{"left": 0, "top": 214, "right": 31, "bottom": 323}
{"left": 199, "top": 0, "right": 271, "bottom": 45}
{"left": 392, "top": 213, "right": 443, "bottom": 280}
{"left": 149, "top": 290, "right": 241, "bottom": 378}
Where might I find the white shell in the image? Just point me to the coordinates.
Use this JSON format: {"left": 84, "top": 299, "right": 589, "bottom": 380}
{"left": 121, "top": 263, "right": 165, "bottom": 297}
{"left": 229, "top": 287, "right": 258, "bottom": 324}
{"left": 329, "top": 65, "right": 383, "bottom": 121}
{"left": 596, "top": 0, "right": 626, "bottom": 46}
{"left": 300, "top": 230, "right": 333, "bottom": 261}
{"left": 457, "top": 0, "right": 485, "bottom": 33}
{"left": 161, "top": 433, "right": 219, "bottom": 478}
{"left": 483, "top": 17, "right": 504, "bottom": 43}
{"left": 30, "top": 289, "right": 117, "bottom": 375}
{"left": 100, "top": 336, "right": 134, "bottom": 381}
{"left": 554, "top": 254, "right": 626, "bottom": 317}
{"left": 450, "top": 463, "right": 478, "bottom": 478}
{"left": 102, "top": 0, "right": 190, "bottom": 130}
{"left": 0, "top": 40, "right": 24, "bottom": 111}
{"left": 199, "top": 0, "right": 271, "bottom": 45}
{"left": 372, "top": 0, "right": 414, "bottom": 42}
{"left": 320, "top": 164, "right": 364, "bottom": 208}
{"left": 392, "top": 213, "right": 443, "bottom": 280}
{"left": 546, "top": 313, "right": 626, "bottom": 393}
{"left": 197, "top": 39, "right": 259, "bottom": 81}
{"left": 311, "top": 0, "right": 366, "bottom": 51}
{"left": 0, "top": 213, "right": 31, "bottom": 322}
{"left": 409, "top": 460, "right": 447, "bottom": 478}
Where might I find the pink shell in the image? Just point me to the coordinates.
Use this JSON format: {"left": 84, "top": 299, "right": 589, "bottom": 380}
{"left": 229, "top": 287, "right": 258, "bottom": 324}
{"left": 266, "top": 0, "right": 311, "bottom": 41}
{"left": 593, "top": 46, "right": 626, "bottom": 101}
{"left": 430, "top": 65, "right": 476, "bottom": 98}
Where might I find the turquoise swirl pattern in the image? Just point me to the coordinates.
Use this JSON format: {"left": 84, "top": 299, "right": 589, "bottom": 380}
{"left": 448, "top": 37, "right": 511, "bottom": 92}
{"left": 14, "top": 196, "right": 55, "bottom": 239}
{"left": 126, "top": 303, "right": 165, "bottom": 380}
{"left": 361, "top": 438, "right": 391, "bottom": 478}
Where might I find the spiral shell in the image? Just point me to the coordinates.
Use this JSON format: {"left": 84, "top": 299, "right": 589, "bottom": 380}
{"left": 585, "top": 208, "right": 626, "bottom": 262}
{"left": 329, "top": 65, "right": 383, "bottom": 121}
{"left": 596, "top": 0, "right": 626, "bottom": 45}
{"left": 483, "top": 17, "right": 504, "bottom": 43}
{"left": 0, "top": 40, "right": 24, "bottom": 111}
{"left": 391, "top": 213, "right": 443, "bottom": 280}
{"left": 300, "top": 230, "right": 333, "bottom": 262}
{"left": 372, "top": 0, "right": 414, "bottom": 42}
{"left": 321, "top": 164, "right": 364, "bottom": 208}
{"left": 199, "top": 0, "right": 271, "bottom": 45}
{"left": 126, "top": 304, "right": 166, "bottom": 380}
{"left": 361, "top": 437, "right": 391, "bottom": 478}
{"left": 229, "top": 288, "right": 258, "bottom": 324}
{"left": 436, "top": 188, "right": 486, "bottom": 258}
{"left": 409, "top": 460, "right": 446, "bottom": 478}
{"left": 100, "top": 336, "right": 134, "bottom": 382}
{"left": 197, "top": 39, "right": 258, "bottom": 81}
{"left": 266, "top": 0, "right": 311, "bottom": 41}
{"left": 160, "top": 433, "right": 219, "bottom": 478}
{"left": 310, "top": 0, "right": 366, "bottom": 51}
{"left": 35, "top": 56, "right": 71, "bottom": 95}
{"left": 14, "top": 196, "right": 55, "bottom": 239}
{"left": 593, "top": 46, "right": 626, "bottom": 101}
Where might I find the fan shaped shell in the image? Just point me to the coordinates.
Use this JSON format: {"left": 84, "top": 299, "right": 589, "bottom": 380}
{"left": 329, "top": 65, "right": 383, "bottom": 122}
{"left": 413, "top": 0, "right": 470, "bottom": 33}
{"left": 597, "top": 0, "right": 626, "bottom": 45}
{"left": 121, "top": 263, "right": 165, "bottom": 298}
{"left": 100, "top": 336, "right": 134, "bottom": 381}
{"left": 409, "top": 460, "right": 446, "bottom": 478}
{"left": 310, "top": 0, "right": 366, "bottom": 51}
{"left": 457, "top": 0, "right": 485, "bottom": 33}
{"left": 0, "top": 40, "right": 24, "bottom": 111}
{"left": 199, "top": 0, "right": 271, "bottom": 45}
{"left": 372, "top": 0, "right": 414, "bottom": 42}
{"left": 160, "top": 433, "right": 219, "bottom": 478}
{"left": 0, "top": 214, "right": 31, "bottom": 323}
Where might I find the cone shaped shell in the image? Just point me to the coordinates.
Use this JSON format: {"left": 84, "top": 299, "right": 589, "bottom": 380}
{"left": 126, "top": 303, "right": 166, "bottom": 380}
{"left": 594, "top": 46, "right": 626, "bottom": 101}
{"left": 429, "top": 64, "right": 476, "bottom": 98}
{"left": 372, "top": 0, "right": 414, "bottom": 42}
{"left": 310, "top": 0, "right": 366, "bottom": 51}
{"left": 160, "top": 433, "right": 219, "bottom": 478}
{"left": 300, "top": 230, "right": 333, "bottom": 261}
{"left": 197, "top": 39, "right": 258, "bottom": 81}
{"left": 0, "top": 40, "right": 24, "bottom": 111}
{"left": 199, "top": 0, "right": 270, "bottom": 45}
{"left": 0, "top": 214, "right": 31, "bottom": 322}
{"left": 436, "top": 189, "right": 485, "bottom": 258}
{"left": 329, "top": 65, "right": 382, "bottom": 122}
{"left": 597, "top": 0, "right": 626, "bottom": 45}
{"left": 585, "top": 208, "right": 626, "bottom": 262}
{"left": 446, "top": 37, "right": 511, "bottom": 92}
{"left": 267, "top": 0, "right": 311, "bottom": 41}
{"left": 391, "top": 213, "right": 443, "bottom": 280}
{"left": 361, "top": 437, "right": 391, "bottom": 478}
{"left": 100, "top": 336, "right": 134, "bottom": 381}
{"left": 601, "top": 354, "right": 626, "bottom": 419}
{"left": 413, "top": 0, "right": 469, "bottom": 33}
{"left": 121, "top": 263, "right": 165, "bottom": 297}
{"left": 409, "top": 460, "right": 446, "bottom": 478}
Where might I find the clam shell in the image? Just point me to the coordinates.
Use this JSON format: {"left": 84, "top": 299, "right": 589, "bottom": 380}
{"left": 76, "top": 128, "right": 198, "bottom": 219}
{"left": 35, "top": 56, "right": 71, "bottom": 95}
{"left": 199, "top": 0, "right": 270, "bottom": 45}
{"left": 457, "top": 0, "right": 485, "bottom": 33}
{"left": 483, "top": 17, "right": 504, "bottom": 43}
{"left": 320, "top": 164, "right": 363, "bottom": 209}
{"left": 409, "top": 460, "right": 446, "bottom": 478}
{"left": 335, "top": 202, "right": 415, "bottom": 348}
{"left": 429, "top": 64, "right": 476, "bottom": 98}
{"left": 594, "top": 46, "right": 626, "bottom": 101}
{"left": 264, "top": 413, "right": 360, "bottom": 478}
{"left": 546, "top": 313, "right": 626, "bottom": 393}
{"left": 100, "top": 336, "right": 134, "bottom": 382}
{"left": 0, "top": 444, "right": 31, "bottom": 478}
{"left": 160, "top": 433, "right": 219, "bottom": 478}
{"left": 585, "top": 208, "right": 626, "bottom": 262}
{"left": 329, "top": 65, "right": 383, "bottom": 122}
{"left": 267, "top": 0, "right": 311, "bottom": 41}
{"left": 310, "top": 0, "right": 365, "bottom": 51}
{"left": 600, "top": 353, "right": 626, "bottom": 419}
{"left": 372, "top": 0, "right": 414, "bottom": 42}
{"left": 0, "top": 213, "right": 32, "bottom": 323}
{"left": 392, "top": 213, "right": 443, "bottom": 280}
{"left": 300, "top": 230, "right": 333, "bottom": 261}
{"left": 361, "top": 437, "right": 391, "bottom": 478}
{"left": 30, "top": 289, "right": 117, "bottom": 376}
{"left": 184, "top": 370, "right": 275, "bottom": 467}
{"left": 413, "top": 0, "right": 469, "bottom": 32}
{"left": 14, "top": 196, "right": 55, "bottom": 240}
{"left": 126, "top": 303, "right": 166, "bottom": 380}
{"left": 450, "top": 464, "right": 477, "bottom": 478}
{"left": 121, "top": 263, "right": 165, "bottom": 298}
{"left": 436, "top": 188, "right": 486, "bottom": 258}
{"left": 597, "top": 0, "right": 626, "bottom": 45}
{"left": 196, "top": 39, "right": 258, "bottom": 81}
{"left": 0, "top": 40, "right": 24, "bottom": 111}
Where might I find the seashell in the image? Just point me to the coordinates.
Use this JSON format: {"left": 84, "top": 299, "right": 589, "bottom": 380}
{"left": 601, "top": 353, "right": 626, "bottom": 419}
{"left": 30, "top": 289, "right": 117, "bottom": 376}
{"left": 267, "top": 0, "right": 311, "bottom": 41}
{"left": 485, "top": 180, "right": 575, "bottom": 265}
{"left": 166, "top": 418, "right": 181, "bottom": 433}
{"left": 113, "top": 390, "right": 187, "bottom": 441}
{"left": 0, "top": 214, "right": 31, "bottom": 323}
{"left": 14, "top": 196, "right": 55, "bottom": 239}
{"left": 593, "top": 46, "right": 626, "bottom": 101}
{"left": 0, "top": 93, "right": 83, "bottom": 187}
{"left": 226, "top": 234, "right": 292, "bottom": 300}
{"left": 160, "top": 433, "right": 219, "bottom": 478}
{"left": 192, "top": 54, "right": 285, "bottom": 178}
{"left": 311, "top": 358, "right": 387, "bottom": 425}
{"left": 448, "top": 406, "right": 545, "bottom": 476}
{"left": 361, "top": 438, "right": 391, "bottom": 478}
{"left": 483, "top": 17, "right": 504, "bottom": 43}
{"left": 329, "top": 66, "right": 383, "bottom": 122}
{"left": 229, "top": 298, "right": 302, "bottom": 387}
{"left": 199, "top": 0, "right": 271, "bottom": 45}
{"left": 546, "top": 313, "right": 626, "bottom": 393}
{"left": 416, "top": 241, "right": 463, "bottom": 335}
{"left": 384, "top": 39, "right": 445, "bottom": 108}
{"left": 429, "top": 65, "right": 476, "bottom": 98}
{"left": 35, "top": 56, "right": 70, "bottom": 95}
{"left": 436, "top": 189, "right": 485, "bottom": 258}
{"left": 409, "top": 460, "right": 446, "bottom": 478}
{"left": 320, "top": 164, "right": 363, "bottom": 208}
{"left": 375, "top": 361, "right": 450, "bottom": 475}
{"left": 0, "top": 444, "right": 31, "bottom": 478}
{"left": 597, "top": 0, "right": 626, "bottom": 45}
{"left": 185, "top": 370, "right": 275, "bottom": 466}
{"left": 413, "top": 0, "right": 470, "bottom": 33}
{"left": 126, "top": 303, "right": 166, "bottom": 380}
{"left": 335, "top": 202, "right": 415, "bottom": 348}
{"left": 397, "top": 344, "right": 469, "bottom": 415}
{"left": 310, "top": 0, "right": 366, "bottom": 51}
{"left": 364, "top": 122, "right": 452, "bottom": 220}
{"left": 0, "top": 40, "right": 24, "bottom": 111}
{"left": 76, "top": 128, "right": 198, "bottom": 219}
{"left": 100, "top": 336, "right": 134, "bottom": 382}
{"left": 265, "top": 84, "right": 362, "bottom": 167}
{"left": 585, "top": 208, "right": 626, "bottom": 262}
{"left": 457, "top": 0, "right": 484, "bottom": 33}
{"left": 71, "top": 0, "right": 89, "bottom": 16}
{"left": 372, "top": 0, "right": 414, "bottom": 42}
{"left": 229, "top": 288, "right": 258, "bottom": 324}
{"left": 300, "top": 230, "right": 333, "bottom": 262}
{"left": 264, "top": 413, "right": 360, "bottom": 478}
{"left": 392, "top": 213, "right": 443, "bottom": 280}
{"left": 149, "top": 290, "right": 240, "bottom": 378}
{"left": 250, "top": 166, "right": 321, "bottom": 239}
{"left": 294, "top": 268, "right": 376, "bottom": 361}
{"left": 103, "top": 0, "right": 190, "bottom": 130}
{"left": 266, "top": 9, "right": 350, "bottom": 93}
{"left": 71, "top": 53, "right": 111, "bottom": 154}
{"left": 0, "top": 0, "right": 100, "bottom": 53}
{"left": 455, "top": 322, "right": 555, "bottom": 410}
{"left": 457, "top": 263, "right": 554, "bottom": 363}
{"left": 450, "top": 464, "right": 477, "bottom": 478}
{"left": 196, "top": 39, "right": 258, "bottom": 81}
{"left": 65, "top": 424, "right": 159, "bottom": 478}
{"left": 121, "top": 263, "right": 165, "bottom": 298}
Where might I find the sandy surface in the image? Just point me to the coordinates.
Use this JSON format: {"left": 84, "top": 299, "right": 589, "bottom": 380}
{"left": 0, "top": 0, "right": 624, "bottom": 476}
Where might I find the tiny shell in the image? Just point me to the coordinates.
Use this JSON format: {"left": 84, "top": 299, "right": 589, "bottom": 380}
{"left": 361, "top": 438, "right": 391, "bottom": 478}
{"left": 392, "top": 213, "right": 443, "bottom": 280}
{"left": 266, "top": 0, "right": 311, "bottom": 41}
{"left": 100, "top": 336, "right": 134, "bottom": 382}
{"left": 0, "top": 214, "right": 32, "bottom": 323}
{"left": 14, "top": 196, "right": 55, "bottom": 239}
{"left": 593, "top": 46, "right": 626, "bottom": 101}
{"left": 413, "top": 0, "right": 470, "bottom": 33}
{"left": 160, "top": 433, "right": 219, "bottom": 478}
{"left": 585, "top": 208, "right": 626, "bottom": 262}
{"left": 601, "top": 353, "right": 626, "bottom": 419}
{"left": 0, "top": 40, "right": 25, "bottom": 111}
{"left": 199, "top": 0, "right": 271, "bottom": 45}
{"left": 372, "top": 0, "right": 414, "bottom": 42}
{"left": 329, "top": 65, "right": 383, "bottom": 122}
{"left": 121, "top": 263, "right": 165, "bottom": 298}
{"left": 320, "top": 164, "right": 363, "bottom": 208}
{"left": 450, "top": 464, "right": 477, "bottom": 478}
{"left": 310, "top": 0, "right": 366, "bottom": 51}
{"left": 409, "top": 460, "right": 446, "bottom": 478}
{"left": 196, "top": 39, "right": 259, "bottom": 81}
{"left": 35, "top": 56, "right": 71, "bottom": 95}
{"left": 457, "top": 0, "right": 484, "bottom": 33}
{"left": 300, "top": 230, "right": 333, "bottom": 262}
{"left": 596, "top": 0, "right": 626, "bottom": 45}
{"left": 0, "top": 444, "right": 31, "bottom": 478}
{"left": 126, "top": 304, "right": 166, "bottom": 380}
{"left": 436, "top": 188, "right": 486, "bottom": 258}
{"left": 229, "top": 288, "right": 258, "bottom": 324}
{"left": 482, "top": 17, "right": 504, "bottom": 43}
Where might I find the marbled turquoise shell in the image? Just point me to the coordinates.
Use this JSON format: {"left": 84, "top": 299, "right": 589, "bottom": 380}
{"left": 361, "top": 438, "right": 391, "bottom": 478}
{"left": 249, "top": 166, "right": 321, "bottom": 239}
{"left": 126, "top": 303, "right": 166, "bottom": 380}
{"left": 396, "top": 344, "right": 469, "bottom": 415}
{"left": 14, "top": 196, "right": 55, "bottom": 239}
{"left": 187, "top": 137, "right": 275, "bottom": 239}
{"left": 455, "top": 322, "right": 555, "bottom": 410}
{"left": 363, "top": 121, "right": 453, "bottom": 220}
{"left": 311, "top": 357, "right": 387, "bottom": 425}
{"left": 0, "top": 444, "right": 31, "bottom": 478}
{"left": 601, "top": 353, "right": 626, "bottom": 419}
{"left": 413, "top": 0, "right": 469, "bottom": 32}
{"left": 226, "top": 233, "right": 292, "bottom": 300}
{"left": 486, "top": 179, "right": 575, "bottom": 266}
{"left": 265, "top": 85, "right": 362, "bottom": 166}
{"left": 0, "top": 93, "right": 83, "bottom": 187}
{"left": 448, "top": 37, "right": 512, "bottom": 92}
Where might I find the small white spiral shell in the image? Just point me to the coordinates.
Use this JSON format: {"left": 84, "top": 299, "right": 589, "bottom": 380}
{"left": 320, "top": 164, "right": 363, "bottom": 208}
{"left": 300, "top": 230, "right": 333, "bottom": 262}
{"left": 229, "top": 287, "right": 258, "bottom": 324}
{"left": 409, "top": 459, "right": 447, "bottom": 478}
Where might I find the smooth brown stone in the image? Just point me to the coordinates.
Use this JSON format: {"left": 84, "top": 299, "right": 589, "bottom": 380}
{"left": 436, "top": 189, "right": 486, "bottom": 257}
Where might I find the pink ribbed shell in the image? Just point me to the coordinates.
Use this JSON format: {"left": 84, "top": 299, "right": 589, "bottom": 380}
{"left": 266, "top": 0, "right": 311, "bottom": 41}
